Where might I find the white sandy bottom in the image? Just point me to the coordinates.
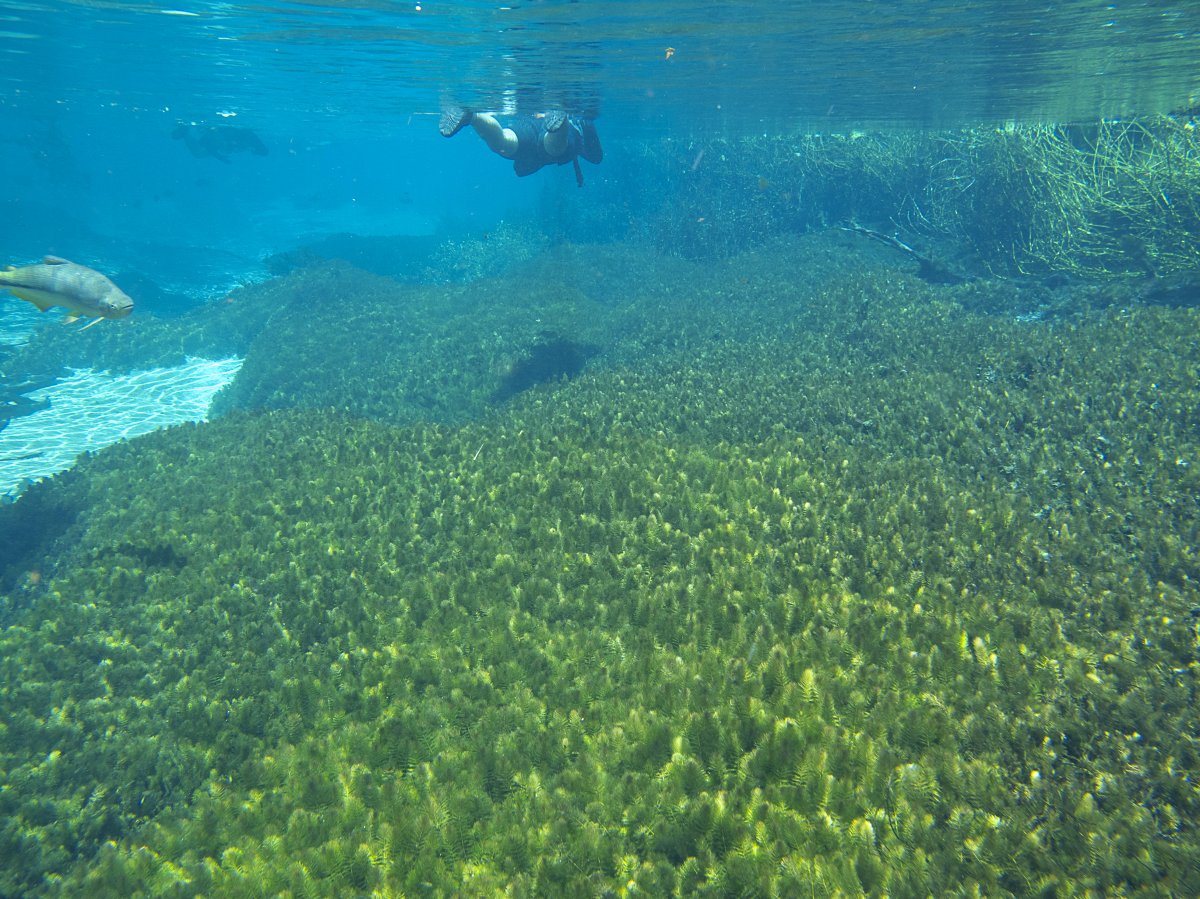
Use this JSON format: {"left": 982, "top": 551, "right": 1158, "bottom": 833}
{"left": 0, "top": 357, "right": 243, "bottom": 499}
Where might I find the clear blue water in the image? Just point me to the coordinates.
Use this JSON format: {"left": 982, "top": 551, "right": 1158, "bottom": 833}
{"left": 2, "top": 1, "right": 1198, "bottom": 301}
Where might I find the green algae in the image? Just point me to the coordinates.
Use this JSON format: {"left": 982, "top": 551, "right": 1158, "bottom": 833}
{"left": 0, "top": 235, "right": 1198, "bottom": 896}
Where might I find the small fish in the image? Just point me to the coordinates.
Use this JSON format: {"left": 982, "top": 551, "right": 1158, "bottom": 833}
{"left": 0, "top": 256, "right": 134, "bottom": 329}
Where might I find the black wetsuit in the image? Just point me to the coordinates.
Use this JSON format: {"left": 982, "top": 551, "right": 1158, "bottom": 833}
{"left": 510, "top": 116, "right": 603, "bottom": 180}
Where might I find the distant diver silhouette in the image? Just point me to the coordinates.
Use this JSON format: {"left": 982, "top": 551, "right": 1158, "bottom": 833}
{"left": 172, "top": 123, "right": 269, "bottom": 163}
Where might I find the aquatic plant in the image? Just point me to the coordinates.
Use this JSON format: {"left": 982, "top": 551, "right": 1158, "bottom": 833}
{"left": 933, "top": 117, "right": 1200, "bottom": 278}
{"left": 210, "top": 258, "right": 614, "bottom": 425}
{"left": 640, "top": 115, "right": 1200, "bottom": 279}
{"left": 1, "top": 235, "right": 1198, "bottom": 896}
{"left": 423, "top": 219, "right": 547, "bottom": 283}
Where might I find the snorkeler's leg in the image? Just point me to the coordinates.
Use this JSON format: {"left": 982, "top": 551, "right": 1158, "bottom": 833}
{"left": 470, "top": 113, "right": 520, "bottom": 159}
{"left": 440, "top": 105, "right": 473, "bottom": 137}
{"left": 579, "top": 120, "right": 603, "bottom": 164}
{"left": 542, "top": 111, "right": 569, "bottom": 157}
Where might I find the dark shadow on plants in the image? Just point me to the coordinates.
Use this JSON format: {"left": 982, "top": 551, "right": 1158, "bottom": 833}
{"left": 493, "top": 333, "right": 599, "bottom": 402}
{"left": 94, "top": 541, "right": 189, "bottom": 573}
{"left": 0, "top": 474, "right": 84, "bottom": 611}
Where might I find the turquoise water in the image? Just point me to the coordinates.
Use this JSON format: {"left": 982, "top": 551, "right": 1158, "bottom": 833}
{"left": 2, "top": 1, "right": 1198, "bottom": 297}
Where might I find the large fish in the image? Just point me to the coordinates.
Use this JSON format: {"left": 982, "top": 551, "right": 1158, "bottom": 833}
{"left": 0, "top": 256, "right": 134, "bottom": 329}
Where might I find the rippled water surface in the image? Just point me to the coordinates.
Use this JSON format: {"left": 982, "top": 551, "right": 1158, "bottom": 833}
{"left": 4, "top": 1, "right": 1199, "bottom": 132}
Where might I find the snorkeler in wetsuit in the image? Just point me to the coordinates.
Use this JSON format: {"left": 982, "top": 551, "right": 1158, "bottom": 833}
{"left": 440, "top": 107, "right": 603, "bottom": 187}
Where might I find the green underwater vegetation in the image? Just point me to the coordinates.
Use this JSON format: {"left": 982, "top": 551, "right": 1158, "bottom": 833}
{"left": 1, "top": 221, "right": 1198, "bottom": 896}
{"left": 208, "top": 253, "right": 617, "bottom": 426}
{"left": 646, "top": 114, "right": 1200, "bottom": 280}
